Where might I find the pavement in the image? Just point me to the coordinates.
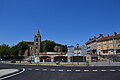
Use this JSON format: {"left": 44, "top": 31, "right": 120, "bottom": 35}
{"left": 2, "top": 60, "right": 120, "bottom": 66}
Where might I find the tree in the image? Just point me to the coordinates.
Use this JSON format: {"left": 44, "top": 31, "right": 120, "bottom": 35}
{"left": 62, "top": 45, "right": 68, "bottom": 52}
{"left": 17, "top": 41, "right": 29, "bottom": 56}
{"left": 43, "top": 40, "right": 56, "bottom": 52}
{"left": 10, "top": 45, "right": 19, "bottom": 57}
{"left": 0, "top": 44, "right": 10, "bottom": 57}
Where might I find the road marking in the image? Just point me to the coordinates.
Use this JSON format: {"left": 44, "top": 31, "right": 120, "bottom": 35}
{"left": 1, "top": 68, "right": 25, "bottom": 80}
{"left": 84, "top": 70, "right": 89, "bottom": 72}
{"left": 35, "top": 69, "right": 40, "bottom": 71}
{"left": 75, "top": 70, "right": 80, "bottom": 72}
{"left": 28, "top": 68, "right": 32, "bottom": 70}
{"left": 101, "top": 70, "right": 107, "bottom": 72}
{"left": 42, "top": 69, "right": 47, "bottom": 71}
{"left": 50, "top": 69, "right": 55, "bottom": 71}
{"left": 67, "top": 70, "right": 72, "bottom": 71}
{"left": 58, "top": 70, "right": 63, "bottom": 72}
{"left": 92, "top": 70, "right": 98, "bottom": 72}
{"left": 109, "top": 70, "right": 116, "bottom": 72}
{"left": 118, "top": 70, "right": 120, "bottom": 71}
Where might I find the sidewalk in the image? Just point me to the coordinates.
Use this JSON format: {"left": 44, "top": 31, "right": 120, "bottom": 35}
{"left": 1, "top": 60, "right": 120, "bottom": 66}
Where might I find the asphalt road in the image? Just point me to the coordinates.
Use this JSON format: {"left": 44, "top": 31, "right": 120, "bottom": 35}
{"left": 0, "top": 63, "right": 120, "bottom": 80}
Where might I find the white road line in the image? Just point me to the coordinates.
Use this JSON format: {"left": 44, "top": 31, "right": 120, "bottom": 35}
{"left": 58, "top": 70, "right": 63, "bottom": 72}
{"left": 101, "top": 70, "right": 107, "bottom": 71}
{"left": 42, "top": 69, "right": 47, "bottom": 71}
{"left": 1, "top": 68, "right": 25, "bottom": 80}
{"left": 67, "top": 70, "right": 72, "bottom": 71}
{"left": 84, "top": 70, "right": 89, "bottom": 72}
{"left": 28, "top": 68, "right": 32, "bottom": 70}
{"left": 50, "top": 69, "right": 55, "bottom": 71}
{"left": 35, "top": 69, "right": 40, "bottom": 71}
{"left": 75, "top": 70, "right": 80, "bottom": 72}
{"left": 109, "top": 70, "right": 116, "bottom": 72}
{"left": 118, "top": 70, "right": 120, "bottom": 71}
{"left": 92, "top": 70, "right": 98, "bottom": 72}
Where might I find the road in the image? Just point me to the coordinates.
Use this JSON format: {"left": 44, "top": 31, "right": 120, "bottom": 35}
{"left": 0, "top": 63, "right": 120, "bottom": 80}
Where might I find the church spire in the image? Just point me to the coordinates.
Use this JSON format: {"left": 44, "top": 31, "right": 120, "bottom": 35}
{"left": 37, "top": 29, "right": 40, "bottom": 34}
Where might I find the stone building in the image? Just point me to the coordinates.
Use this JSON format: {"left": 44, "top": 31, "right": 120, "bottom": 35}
{"left": 24, "top": 30, "right": 68, "bottom": 62}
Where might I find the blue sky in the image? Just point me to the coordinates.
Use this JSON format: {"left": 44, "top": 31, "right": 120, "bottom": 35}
{"left": 0, "top": 0, "right": 120, "bottom": 46}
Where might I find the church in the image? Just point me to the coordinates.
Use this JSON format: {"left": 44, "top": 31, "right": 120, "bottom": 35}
{"left": 24, "top": 30, "right": 68, "bottom": 62}
{"left": 24, "top": 30, "right": 41, "bottom": 57}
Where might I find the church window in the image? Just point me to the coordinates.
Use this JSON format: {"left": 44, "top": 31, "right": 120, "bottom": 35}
{"left": 36, "top": 43, "right": 38, "bottom": 45}
{"left": 36, "top": 38, "right": 38, "bottom": 42}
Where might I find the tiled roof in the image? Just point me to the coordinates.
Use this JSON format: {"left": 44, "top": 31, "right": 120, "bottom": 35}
{"left": 97, "top": 34, "right": 120, "bottom": 42}
{"left": 97, "top": 36, "right": 113, "bottom": 42}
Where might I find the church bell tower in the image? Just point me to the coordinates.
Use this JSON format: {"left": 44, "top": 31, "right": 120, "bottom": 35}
{"left": 34, "top": 29, "right": 41, "bottom": 54}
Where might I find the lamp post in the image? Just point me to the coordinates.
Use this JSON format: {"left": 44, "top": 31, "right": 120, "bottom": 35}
{"left": 76, "top": 43, "right": 79, "bottom": 65}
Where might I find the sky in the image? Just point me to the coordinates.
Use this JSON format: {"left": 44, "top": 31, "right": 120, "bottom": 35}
{"left": 0, "top": 0, "right": 120, "bottom": 46}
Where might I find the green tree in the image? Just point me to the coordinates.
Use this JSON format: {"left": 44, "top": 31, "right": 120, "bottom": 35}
{"left": 62, "top": 45, "right": 68, "bottom": 52}
{"left": 17, "top": 41, "right": 29, "bottom": 56}
{"left": 10, "top": 45, "right": 19, "bottom": 57}
{"left": 0, "top": 44, "right": 10, "bottom": 57}
{"left": 43, "top": 40, "right": 56, "bottom": 52}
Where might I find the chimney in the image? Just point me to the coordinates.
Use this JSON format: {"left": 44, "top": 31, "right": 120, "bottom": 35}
{"left": 114, "top": 32, "right": 117, "bottom": 36}
{"left": 99, "top": 34, "right": 103, "bottom": 38}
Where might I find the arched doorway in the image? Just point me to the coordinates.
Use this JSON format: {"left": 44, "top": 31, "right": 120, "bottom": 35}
{"left": 54, "top": 56, "right": 67, "bottom": 62}
{"left": 40, "top": 56, "right": 51, "bottom": 62}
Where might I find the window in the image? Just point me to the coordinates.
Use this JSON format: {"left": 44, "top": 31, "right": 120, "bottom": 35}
{"left": 109, "top": 40, "right": 112, "bottom": 43}
{"left": 36, "top": 43, "right": 38, "bottom": 45}
{"left": 36, "top": 38, "right": 38, "bottom": 42}
{"left": 109, "top": 44, "right": 113, "bottom": 49}
{"left": 103, "top": 41, "right": 107, "bottom": 44}
{"left": 30, "top": 47, "right": 32, "bottom": 50}
{"left": 103, "top": 45, "right": 107, "bottom": 50}
{"left": 97, "top": 46, "right": 101, "bottom": 50}
{"left": 97, "top": 42, "right": 101, "bottom": 45}
{"left": 118, "top": 39, "right": 120, "bottom": 46}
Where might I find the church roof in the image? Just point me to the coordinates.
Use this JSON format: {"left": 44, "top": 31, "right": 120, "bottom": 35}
{"left": 23, "top": 41, "right": 34, "bottom": 45}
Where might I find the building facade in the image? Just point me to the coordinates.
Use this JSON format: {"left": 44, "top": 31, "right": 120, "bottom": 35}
{"left": 97, "top": 32, "right": 120, "bottom": 55}
{"left": 86, "top": 32, "right": 120, "bottom": 61}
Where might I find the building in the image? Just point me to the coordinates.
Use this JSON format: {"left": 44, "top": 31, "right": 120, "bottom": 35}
{"left": 97, "top": 32, "right": 120, "bottom": 55}
{"left": 24, "top": 30, "right": 67, "bottom": 62}
{"left": 85, "top": 34, "right": 103, "bottom": 55}
{"left": 86, "top": 32, "right": 120, "bottom": 62}
{"left": 67, "top": 45, "right": 87, "bottom": 62}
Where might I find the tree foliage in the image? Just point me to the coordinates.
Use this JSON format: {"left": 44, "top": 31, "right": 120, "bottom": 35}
{"left": 42, "top": 40, "right": 68, "bottom": 52}
{"left": 10, "top": 45, "right": 19, "bottom": 57}
{"left": 17, "top": 41, "right": 29, "bottom": 56}
{"left": 62, "top": 45, "right": 68, "bottom": 52}
{"left": 43, "top": 40, "right": 56, "bottom": 52}
{"left": 0, "top": 44, "right": 10, "bottom": 56}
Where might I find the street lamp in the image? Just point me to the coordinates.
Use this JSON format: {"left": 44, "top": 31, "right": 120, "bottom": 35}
{"left": 76, "top": 43, "right": 79, "bottom": 65}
